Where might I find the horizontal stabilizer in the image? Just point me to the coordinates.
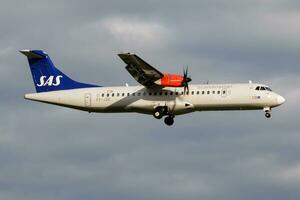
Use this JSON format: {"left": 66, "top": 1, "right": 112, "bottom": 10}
{"left": 19, "top": 49, "right": 47, "bottom": 59}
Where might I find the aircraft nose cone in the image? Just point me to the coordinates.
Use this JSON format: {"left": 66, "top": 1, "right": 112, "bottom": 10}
{"left": 277, "top": 95, "right": 285, "bottom": 105}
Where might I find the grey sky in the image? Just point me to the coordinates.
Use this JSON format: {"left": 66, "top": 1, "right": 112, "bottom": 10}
{"left": 0, "top": 0, "right": 300, "bottom": 200}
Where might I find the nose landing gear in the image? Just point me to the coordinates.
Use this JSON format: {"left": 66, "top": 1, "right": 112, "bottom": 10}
{"left": 264, "top": 107, "right": 271, "bottom": 119}
{"left": 265, "top": 112, "right": 271, "bottom": 118}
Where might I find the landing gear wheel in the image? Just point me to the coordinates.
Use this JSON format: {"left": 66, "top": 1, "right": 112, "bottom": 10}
{"left": 164, "top": 116, "right": 174, "bottom": 126}
{"left": 153, "top": 108, "right": 163, "bottom": 119}
{"left": 265, "top": 112, "right": 271, "bottom": 118}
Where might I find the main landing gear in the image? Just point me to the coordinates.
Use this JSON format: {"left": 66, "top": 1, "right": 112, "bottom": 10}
{"left": 164, "top": 115, "right": 175, "bottom": 126}
{"left": 153, "top": 106, "right": 175, "bottom": 126}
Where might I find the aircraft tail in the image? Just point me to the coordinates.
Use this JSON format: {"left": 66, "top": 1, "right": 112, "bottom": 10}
{"left": 20, "top": 49, "right": 99, "bottom": 93}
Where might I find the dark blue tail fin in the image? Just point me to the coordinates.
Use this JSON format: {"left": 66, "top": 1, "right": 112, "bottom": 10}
{"left": 20, "top": 50, "right": 99, "bottom": 93}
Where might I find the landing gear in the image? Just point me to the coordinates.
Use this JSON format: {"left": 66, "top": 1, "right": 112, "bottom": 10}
{"left": 164, "top": 115, "right": 175, "bottom": 126}
{"left": 153, "top": 106, "right": 175, "bottom": 126}
{"left": 153, "top": 106, "right": 167, "bottom": 119}
{"left": 265, "top": 112, "right": 271, "bottom": 118}
{"left": 264, "top": 107, "right": 271, "bottom": 119}
{"left": 153, "top": 110, "right": 163, "bottom": 119}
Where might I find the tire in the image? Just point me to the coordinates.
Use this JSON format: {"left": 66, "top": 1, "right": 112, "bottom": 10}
{"left": 265, "top": 112, "right": 271, "bottom": 118}
{"left": 153, "top": 108, "right": 163, "bottom": 119}
{"left": 164, "top": 116, "right": 174, "bottom": 126}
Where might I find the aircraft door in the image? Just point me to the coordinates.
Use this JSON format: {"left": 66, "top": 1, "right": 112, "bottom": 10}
{"left": 84, "top": 93, "right": 92, "bottom": 107}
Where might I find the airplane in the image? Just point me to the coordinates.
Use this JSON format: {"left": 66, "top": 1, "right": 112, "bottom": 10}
{"left": 20, "top": 49, "right": 285, "bottom": 126}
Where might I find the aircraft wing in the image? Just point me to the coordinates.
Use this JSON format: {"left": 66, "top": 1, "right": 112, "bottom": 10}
{"left": 118, "top": 53, "right": 164, "bottom": 88}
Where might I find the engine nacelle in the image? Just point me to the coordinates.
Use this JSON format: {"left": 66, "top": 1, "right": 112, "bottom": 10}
{"left": 158, "top": 74, "right": 184, "bottom": 87}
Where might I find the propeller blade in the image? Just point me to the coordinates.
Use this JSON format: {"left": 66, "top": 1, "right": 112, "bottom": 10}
{"left": 182, "top": 65, "right": 191, "bottom": 94}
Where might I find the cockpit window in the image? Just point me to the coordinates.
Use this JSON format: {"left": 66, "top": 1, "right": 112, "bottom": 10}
{"left": 255, "top": 86, "right": 272, "bottom": 91}
{"left": 265, "top": 87, "right": 272, "bottom": 91}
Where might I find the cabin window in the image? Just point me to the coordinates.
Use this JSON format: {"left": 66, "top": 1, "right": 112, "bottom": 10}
{"left": 223, "top": 90, "right": 226, "bottom": 94}
{"left": 186, "top": 91, "right": 189, "bottom": 95}
{"left": 127, "top": 93, "right": 130, "bottom": 96}
{"left": 175, "top": 92, "right": 179, "bottom": 95}
{"left": 197, "top": 91, "right": 200, "bottom": 95}
{"left": 181, "top": 91, "right": 184, "bottom": 95}
{"left": 154, "top": 92, "right": 157, "bottom": 96}
{"left": 191, "top": 91, "right": 194, "bottom": 95}
{"left": 202, "top": 91, "right": 205, "bottom": 95}
{"left": 255, "top": 86, "right": 260, "bottom": 90}
{"left": 170, "top": 92, "right": 173, "bottom": 95}
{"left": 207, "top": 91, "right": 210, "bottom": 95}
{"left": 143, "top": 92, "right": 147, "bottom": 96}
{"left": 137, "top": 93, "right": 141, "bottom": 96}
{"left": 132, "top": 93, "right": 135, "bottom": 96}
{"left": 107, "top": 93, "right": 109, "bottom": 97}
{"left": 112, "top": 93, "right": 115, "bottom": 97}
{"left": 122, "top": 93, "right": 125, "bottom": 96}
{"left": 260, "top": 87, "right": 266, "bottom": 90}
{"left": 217, "top": 91, "right": 220, "bottom": 94}
{"left": 165, "top": 92, "right": 168, "bottom": 95}
{"left": 149, "top": 92, "right": 152, "bottom": 96}
{"left": 102, "top": 93, "right": 105, "bottom": 97}
{"left": 212, "top": 91, "right": 215, "bottom": 94}
{"left": 159, "top": 92, "right": 163, "bottom": 96}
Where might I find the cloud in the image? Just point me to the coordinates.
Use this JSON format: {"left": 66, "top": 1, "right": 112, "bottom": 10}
{"left": 0, "top": 0, "right": 300, "bottom": 200}
{"left": 100, "top": 17, "right": 168, "bottom": 47}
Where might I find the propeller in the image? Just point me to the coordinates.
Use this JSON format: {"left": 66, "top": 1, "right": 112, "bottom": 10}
{"left": 183, "top": 66, "right": 192, "bottom": 94}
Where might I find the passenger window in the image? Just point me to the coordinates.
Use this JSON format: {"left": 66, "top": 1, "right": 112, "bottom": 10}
{"left": 165, "top": 92, "right": 168, "bottom": 95}
{"left": 154, "top": 92, "right": 157, "bottom": 96}
{"left": 212, "top": 91, "right": 215, "bottom": 94}
{"left": 102, "top": 93, "right": 105, "bottom": 97}
{"left": 107, "top": 93, "right": 109, "bottom": 97}
{"left": 112, "top": 93, "right": 114, "bottom": 97}
{"left": 170, "top": 92, "right": 173, "bottom": 95}
{"left": 122, "top": 93, "right": 125, "bottom": 96}
{"left": 127, "top": 93, "right": 130, "bottom": 96}
{"left": 197, "top": 91, "right": 200, "bottom": 95}
{"left": 137, "top": 93, "right": 141, "bottom": 96}
{"left": 186, "top": 91, "right": 189, "bottom": 95}
{"left": 181, "top": 91, "right": 184, "bottom": 95}
{"left": 143, "top": 92, "right": 147, "bottom": 96}
{"left": 117, "top": 93, "right": 119, "bottom": 97}
{"left": 207, "top": 91, "right": 210, "bottom": 95}
{"left": 149, "top": 92, "right": 152, "bottom": 96}
{"left": 202, "top": 91, "right": 205, "bottom": 95}
{"left": 132, "top": 93, "right": 135, "bottom": 96}
{"left": 175, "top": 92, "right": 179, "bottom": 95}
{"left": 260, "top": 87, "right": 266, "bottom": 90}
{"left": 191, "top": 91, "right": 194, "bottom": 95}
{"left": 159, "top": 92, "right": 163, "bottom": 95}
{"left": 255, "top": 86, "right": 260, "bottom": 90}
{"left": 217, "top": 91, "right": 220, "bottom": 94}
{"left": 223, "top": 90, "right": 226, "bottom": 94}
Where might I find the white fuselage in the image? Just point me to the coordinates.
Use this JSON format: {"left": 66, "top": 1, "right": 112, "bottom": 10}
{"left": 24, "top": 83, "right": 285, "bottom": 115}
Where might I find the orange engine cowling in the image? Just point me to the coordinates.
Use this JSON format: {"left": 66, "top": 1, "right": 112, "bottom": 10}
{"left": 160, "top": 74, "right": 184, "bottom": 87}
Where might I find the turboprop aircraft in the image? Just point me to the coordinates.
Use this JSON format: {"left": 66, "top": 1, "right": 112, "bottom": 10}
{"left": 21, "top": 50, "right": 285, "bottom": 126}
